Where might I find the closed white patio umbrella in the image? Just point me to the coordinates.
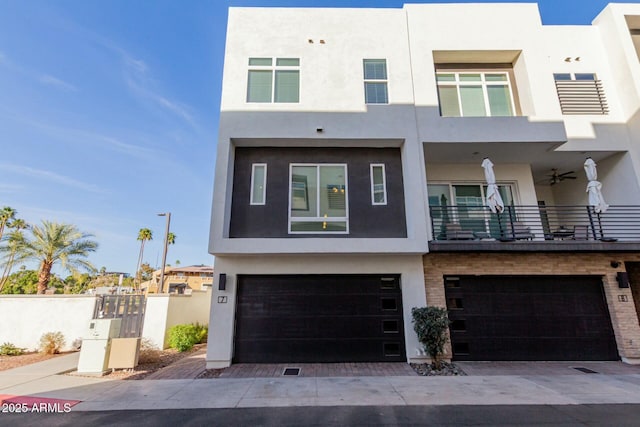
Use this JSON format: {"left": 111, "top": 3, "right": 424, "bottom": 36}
{"left": 482, "top": 158, "right": 504, "bottom": 214}
{"left": 584, "top": 157, "right": 609, "bottom": 213}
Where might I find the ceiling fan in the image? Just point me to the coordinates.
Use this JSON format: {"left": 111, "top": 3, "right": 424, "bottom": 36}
{"left": 548, "top": 168, "right": 577, "bottom": 185}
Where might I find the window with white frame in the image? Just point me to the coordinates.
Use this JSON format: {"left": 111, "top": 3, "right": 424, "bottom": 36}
{"left": 363, "top": 59, "right": 388, "bottom": 104}
{"left": 427, "top": 183, "right": 514, "bottom": 208}
{"left": 427, "top": 183, "right": 515, "bottom": 238}
{"left": 247, "top": 58, "right": 300, "bottom": 103}
{"left": 250, "top": 163, "right": 267, "bottom": 205}
{"left": 436, "top": 71, "right": 516, "bottom": 117}
{"left": 289, "top": 164, "right": 348, "bottom": 233}
{"left": 370, "top": 164, "right": 387, "bottom": 205}
{"left": 553, "top": 73, "right": 608, "bottom": 115}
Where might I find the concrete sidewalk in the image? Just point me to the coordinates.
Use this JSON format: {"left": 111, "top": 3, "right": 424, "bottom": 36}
{"left": 1, "top": 355, "right": 640, "bottom": 412}
{"left": 0, "top": 352, "right": 120, "bottom": 404}
{"left": 0, "top": 352, "right": 83, "bottom": 388}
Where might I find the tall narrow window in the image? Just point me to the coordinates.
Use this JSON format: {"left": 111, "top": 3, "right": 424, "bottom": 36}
{"left": 363, "top": 59, "right": 388, "bottom": 104}
{"left": 370, "top": 164, "right": 387, "bottom": 205}
{"left": 247, "top": 58, "right": 300, "bottom": 103}
{"left": 289, "top": 164, "right": 348, "bottom": 233}
{"left": 250, "top": 163, "right": 267, "bottom": 205}
{"left": 436, "top": 71, "right": 515, "bottom": 117}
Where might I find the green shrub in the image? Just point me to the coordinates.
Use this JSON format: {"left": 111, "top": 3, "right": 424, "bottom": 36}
{"left": 193, "top": 322, "right": 208, "bottom": 344}
{"left": 167, "top": 324, "right": 199, "bottom": 352}
{"left": 0, "top": 342, "right": 25, "bottom": 356}
{"left": 39, "top": 331, "right": 65, "bottom": 354}
{"left": 167, "top": 323, "right": 209, "bottom": 352}
{"left": 411, "top": 306, "right": 450, "bottom": 369}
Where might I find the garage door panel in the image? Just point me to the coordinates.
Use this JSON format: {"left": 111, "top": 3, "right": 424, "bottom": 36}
{"left": 234, "top": 275, "right": 406, "bottom": 363}
{"left": 458, "top": 315, "right": 614, "bottom": 339}
{"left": 235, "top": 338, "right": 405, "bottom": 363}
{"left": 446, "top": 275, "right": 618, "bottom": 361}
{"left": 236, "top": 315, "right": 403, "bottom": 340}
{"left": 238, "top": 295, "right": 390, "bottom": 316}
{"left": 238, "top": 275, "right": 399, "bottom": 295}
{"left": 454, "top": 337, "right": 618, "bottom": 361}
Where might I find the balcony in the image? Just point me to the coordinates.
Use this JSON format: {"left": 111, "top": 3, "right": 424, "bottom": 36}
{"left": 428, "top": 205, "right": 640, "bottom": 252}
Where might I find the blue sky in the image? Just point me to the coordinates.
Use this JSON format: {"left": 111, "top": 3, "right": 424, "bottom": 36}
{"left": 0, "top": 0, "right": 635, "bottom": 274}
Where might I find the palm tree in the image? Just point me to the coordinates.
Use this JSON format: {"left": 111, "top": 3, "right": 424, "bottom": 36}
{"left": 14, "top": 221, "right": 98, "bottom": 294}
{"left": 167, "top": 232, "right": 176, "bottom": 245}
{"left": 135, "top": 228, "right": 153, "bottom": 289}
{"left": 0, "top": 206, "right": 16, "bottom": 240}
{"left": 0, "top": 218, "right": 29, "bottom": 292}
{"left": 0, "top": 231, "right": 26, "bottom": 293}
{"left": 9, "top": 218, "right": 27, "bottom": 231}
{"left": 157, "top": 232, "right": 177, "bottom": 290}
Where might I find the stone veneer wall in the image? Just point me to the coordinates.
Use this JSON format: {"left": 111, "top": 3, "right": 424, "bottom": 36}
{"left": 423, "top": 252, "right": 640, "bottom": 363}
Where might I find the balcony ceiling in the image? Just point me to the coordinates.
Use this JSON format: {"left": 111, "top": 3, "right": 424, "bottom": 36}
{"left": 423, "top": 141, "right": 622, "bottom": 185}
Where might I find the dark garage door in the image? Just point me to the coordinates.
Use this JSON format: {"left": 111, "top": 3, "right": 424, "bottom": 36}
{"left": 234, "top": 275, "right": 406, "bottom": 363}
{"left": 445, "top": 275, "right": 619, "bottom": 361}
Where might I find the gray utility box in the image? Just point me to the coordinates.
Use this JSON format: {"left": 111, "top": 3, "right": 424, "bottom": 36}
{"left": 77, "top": 318, "right": 122, "bottom": 375}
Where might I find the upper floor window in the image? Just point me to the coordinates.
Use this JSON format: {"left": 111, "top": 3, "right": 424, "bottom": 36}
{"left": 363, "top": 59, "right": 388, "bottom": 104}
{"left": 553, "top": 73, "right": 608, "bottom": 115}
{"left": 250, "top": 163, "right": 267, "bottom": 205}
{"left": 436, "top": 71, "right": 515, "bottom": 117}
{"left": 370, "top": 164, "right": 387, "bottom": 205}
{"left": 247, "top": 58, "right": 299, "bottom": 103}
{"left": 289, "top": 164, "right": 348, "bottom": 233}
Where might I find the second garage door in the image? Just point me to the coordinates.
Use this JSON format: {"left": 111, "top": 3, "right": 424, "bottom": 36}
{"left": 445, "top": 275, "right": 619, "bottom": 361}
{"left": 234, "top": 275, "right": 406, "bottom": 363}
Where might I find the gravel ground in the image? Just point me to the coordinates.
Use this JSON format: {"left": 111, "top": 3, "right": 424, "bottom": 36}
{"left": 68, "top": 344, "right": 207, "bottom": 380}
{"left": 410, "top": 362, "right": 467, "bottom": 376}
{"left": 0, "top": 352, "right": 67, "bottom": 371}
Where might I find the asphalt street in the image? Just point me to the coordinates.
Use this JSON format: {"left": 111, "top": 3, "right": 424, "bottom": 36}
{"left": 3, "top": 404, "right": 640, "bottom": 426}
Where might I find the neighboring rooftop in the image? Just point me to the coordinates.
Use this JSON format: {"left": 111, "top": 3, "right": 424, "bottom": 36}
{"left": 165, "top": 265, "right": 214, "bottom": 275}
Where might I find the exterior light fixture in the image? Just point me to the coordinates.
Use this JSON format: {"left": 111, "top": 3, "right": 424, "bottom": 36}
{"left": 617, "top": 272, "right": 630, "bottom": 288}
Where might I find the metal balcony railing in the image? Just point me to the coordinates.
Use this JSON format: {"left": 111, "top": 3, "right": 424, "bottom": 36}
{"left": 429, "top": 205, "right": 640, "bottom": 242}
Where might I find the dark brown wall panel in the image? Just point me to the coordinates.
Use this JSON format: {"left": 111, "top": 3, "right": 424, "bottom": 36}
{"left": 229, "top": 147, "right": 407, "bottom": 238}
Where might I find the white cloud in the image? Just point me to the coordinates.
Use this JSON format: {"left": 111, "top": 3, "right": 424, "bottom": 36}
{"left": 0, "top": 109, "right": 158, "bottom": 159}
{"left": 20, "top": 14, "right": 201, "bottom": 130}
{"left": 122, "top": 55, "right": 196, "bottom": 126}
{"left": 0, "top": 52, "right": 78, "bottom": 92}
{"left": 39, "top": 74, "right": 78, "bottom": 91}
{"left": 0, "top": 164, "right": 107, "bottom": 194}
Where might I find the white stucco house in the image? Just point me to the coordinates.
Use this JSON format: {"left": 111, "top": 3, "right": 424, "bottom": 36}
{"left": 207, "top": 3, "right": 640, "bottom": 368}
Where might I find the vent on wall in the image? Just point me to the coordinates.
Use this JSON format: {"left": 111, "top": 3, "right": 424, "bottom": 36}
{"left": 554, "top": 73, "right": 608, "bottom": 115}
